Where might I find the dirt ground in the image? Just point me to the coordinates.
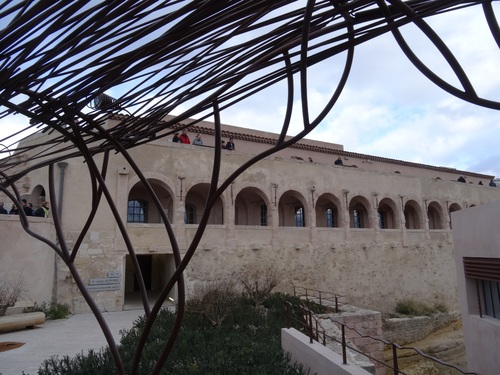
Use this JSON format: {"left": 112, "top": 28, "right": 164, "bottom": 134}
{"left": 384, "top": 320, "right": 468, "bottom": 375}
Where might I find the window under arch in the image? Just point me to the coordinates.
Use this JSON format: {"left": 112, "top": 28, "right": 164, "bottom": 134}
{"left": 427, "top": 202, "right": 443, "bottom": 230}
{"left": 404, "top": 200, "right": 422, "bottom": 229}
{"left": 378, "top": 198, "right": 398, "bottom": 229}
{"left": 260, "top": 204, "right": 268, "bottom": 226}
{"left": 128, "top": 200, "right": 147, "bottom": 223}
{"left": 234, "top": 187, "right": 269, "bottom": 226}
{"left": 295, "top": 206, "right": 305, "bottom": 227}
{"left": 349, "top": 196, "right": 370, "bottom": 229}
{"left": 325, "top": 208, "right": 334, "bottom": 228}
{"left": 185, "top": 204, "right": 196, "bottom": 224}
{"left": 353, "top": 208, "right": 362, "bottom": 228}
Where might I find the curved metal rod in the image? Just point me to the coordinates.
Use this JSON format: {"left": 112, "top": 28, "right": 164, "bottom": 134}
{"left": 0, "top": 2, "right": 499, "bottom": 374}
{"left": 70, "top": 150, "right": 109, "bottom": 263}
{"left": 131, "top": 98, "right": 225, "bottom": 374}
{"left": 0, "top": 163, "right": 126, "bottom": 373}
{"left": 386, "top": 0, "right": 500, "bottom": 109}
{"left": 94, "top": 120, "right": 186, "bottom": 375}
{"left": 300, "top": 0, "right": 317, "bottom": 130}
{"left": 130, "top": 16, "right": 357, "bottom": 366}
{"left": 71, "top": 121, "right": 152, "bottom": 317}
{"left": 483, "top": 1, "right": 500, "bottom": 49}
{"left": 276, "top": 51, "right": 294, "bottom": 145}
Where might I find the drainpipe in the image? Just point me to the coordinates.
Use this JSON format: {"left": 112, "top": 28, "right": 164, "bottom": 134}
{"left": 53, "top": 162, "right": 68, "bottom": 303}
{"left": 57, "top": 162, "right": 68, "bottom": 220}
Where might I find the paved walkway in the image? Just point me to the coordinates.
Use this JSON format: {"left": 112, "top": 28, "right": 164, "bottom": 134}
{"left": 0, "top": 309, "right": 144, "bottom": 375}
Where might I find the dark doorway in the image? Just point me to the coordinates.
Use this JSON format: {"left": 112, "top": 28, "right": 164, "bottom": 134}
{"left": 124, "top": 254, "right": 177, "bottom": 309}
{"left": 133, "top": 255, "right": 152, "bottom": 291}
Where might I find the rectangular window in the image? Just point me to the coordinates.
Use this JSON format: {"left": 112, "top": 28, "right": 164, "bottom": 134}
{"left": 481, "top": 280, "right": 500, "bottom": 319}
{"left": 353, "top": 209, "right": 361, "bottom": 228}
{"left": 295, "top": 207, "right": 304, "bottom": 227}
{"left": 260, "top": 205, "right": 267, "bottom": 226}
{"left": 378, "top": 210, "right": 386, "bottom": 229}
{"left": 128, "top": 200, "right": 146, "bottom": 223}
{"left": 464, "top": 257, "right": 500, "bottom": 320}
{"left": 184, "top": 205, "right": 196, "bottom": 224}
{"left": 326, "top": 208, "right": 333, "bottom": 228}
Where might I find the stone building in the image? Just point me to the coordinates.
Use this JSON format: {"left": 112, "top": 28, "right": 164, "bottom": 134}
{"left": 452, "top": 202, "right": 500, "bottom": 375}
{"left": 1, "top": 115, "right": 500, "bottom": 314}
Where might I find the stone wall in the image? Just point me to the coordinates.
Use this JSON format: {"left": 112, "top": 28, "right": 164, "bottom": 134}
{"left": 319, "top": 305, "right": 384, "bottom": 375}
{"left": 0, "top": 215, "right": 55, "bottom": 307}
{"left": 3, "top": 128, "right": 500, "bottom": 314}
{"left": 382, "top": 312, "right": 461, "bottom": 345}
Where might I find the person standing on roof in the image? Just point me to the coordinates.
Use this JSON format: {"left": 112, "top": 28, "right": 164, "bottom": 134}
{"left": 179, "top": 129, "right": 190, "bottom": 144}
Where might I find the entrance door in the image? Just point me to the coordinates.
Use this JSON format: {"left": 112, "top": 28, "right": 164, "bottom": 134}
{"left": 133, "top": 255, "right": 152, "bottom": 291}
{"left": 124, "top": 254, "right": 176, "bottom": 309}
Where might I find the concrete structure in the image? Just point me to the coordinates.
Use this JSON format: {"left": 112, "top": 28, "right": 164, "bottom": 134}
{"left": 452, "top": 202, "right": 500, "bottom": 375}
{"left": 0, "top": 312, "right": 45, "bottom": 333}
{"left": 1, "top": 116, "right": 500, "bottom": 314}
{"left": 282, "top": 328, "right": 373, "bottom": 375}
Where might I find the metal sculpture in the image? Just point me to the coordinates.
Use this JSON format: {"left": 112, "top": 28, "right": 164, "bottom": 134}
{"left": 0, "top": 1, "right": 498, "bottom": 374}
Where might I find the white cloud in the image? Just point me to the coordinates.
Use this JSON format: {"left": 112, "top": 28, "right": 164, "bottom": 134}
{"left": 1, "top": 2, "right": 500, "bottom": 178}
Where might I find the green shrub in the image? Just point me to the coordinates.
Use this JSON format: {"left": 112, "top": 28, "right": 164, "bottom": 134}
{"left": 28, "top": 301, "right": 71, "bottom": 320}
{"left": 395, "top": 299, "right": 448, "bottom": 316}
{"left": 433, "top": 303, "right": 449, "bottom": 314}
{"left": 38, "top": 349, "right": 115, "bottom": 375}
{"left": 39, "top": 294, "right": 311, "bottom": 374}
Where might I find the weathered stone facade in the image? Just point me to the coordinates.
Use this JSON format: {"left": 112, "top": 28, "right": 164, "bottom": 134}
{"left": 1, "top": 117, "right": 500, "bottom": 314}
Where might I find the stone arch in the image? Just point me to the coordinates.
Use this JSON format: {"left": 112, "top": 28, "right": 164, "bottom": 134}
{"left": 128, "top": 179, "right": 174, "bottom": 224}
{"left": 315, "top": 193, "right": 342, "bottom": 228}
{"left": 234, "top": 186, "right": 270, "bottom": 226}
{"left": 378, "top": 197, "right": 399, "bottom": 229}
{"left": 29, "top": 184, "right": 46, "bottom": 207}
{"left": 185, "top": 183, "right": 224, "bottom": 224}
{"left": 448, "top": 203, "right": 462, "bottom": 229}
{"left": 348, "top": 195, "right": 372, "bottom": 228}
{"left": 404, "top": 199, "right": 423, "bottom": 229}
{"left": 278, "top": 190, "right": 308, "bottom": 227}
{"left": 449, "top": 203, "right": 462, "bottom": 213}
{"left": 427, "top": 201, "right": 445, "bottom": 230}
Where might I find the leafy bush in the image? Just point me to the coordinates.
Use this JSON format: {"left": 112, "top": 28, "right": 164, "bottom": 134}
{"left": 395, "top": 299, "right": 448, "bottom": 316}
{"left": 39, "top": 293, "right": 310, "bottom": 375}
{"left": 28, "top": 301, "right": 71, "bottom": 320}
{"left": 38, "top": 349, "right": 114, "bottom": 375}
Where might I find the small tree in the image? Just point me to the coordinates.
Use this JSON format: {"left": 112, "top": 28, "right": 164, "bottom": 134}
{"left": 186, "top": 278, "right": 240, "bottom": 327}
{"left": 239, "top": 260, "right": 281, "bottom": 308}
{"left": 0, "top": 275, "right": 25, "bottom": 316}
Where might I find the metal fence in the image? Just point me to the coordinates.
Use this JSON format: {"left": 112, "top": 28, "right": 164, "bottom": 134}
{"left": 293, "top": 285, "right": 346, "bottom": 313}
{"left": 284, "top": 299, "right": 478, "bottom": 375}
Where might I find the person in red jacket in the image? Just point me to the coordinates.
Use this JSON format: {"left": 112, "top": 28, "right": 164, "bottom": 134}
{"left": 179, "top": 129, "right": 190, "bottom": 144}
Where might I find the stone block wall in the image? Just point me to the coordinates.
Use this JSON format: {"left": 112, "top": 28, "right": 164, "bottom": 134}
{"left": 323, "top": 305, "right": 385, "bottom": 375}
{"left": 382, "top": 312, "right": 460, "bottom": 345}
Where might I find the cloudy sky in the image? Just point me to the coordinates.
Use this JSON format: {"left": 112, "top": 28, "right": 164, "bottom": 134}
{"left": 221, "top": 3, "right": 500, "bottom": 177}
{"left": 1, "top": 2, "right": 500, "bottom": 177}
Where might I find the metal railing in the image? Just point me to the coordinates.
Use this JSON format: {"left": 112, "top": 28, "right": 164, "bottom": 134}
{"left": 284, "top": 301, "right": 478, "bottom": 375}
{"left": 293, "top": 285, "right": 345, "bottom": 313}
